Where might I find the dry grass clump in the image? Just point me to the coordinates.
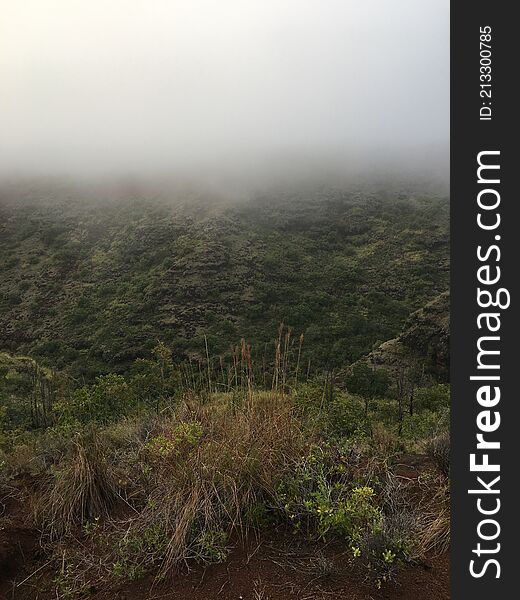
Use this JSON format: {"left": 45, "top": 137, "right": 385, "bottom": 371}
{"left": 375, "top": 469, "right": 450, "bottom": 561}
{"left": 380, "top": 472, "right": 420, "bottom": 543}
{"left": 416, "top": 432, "right": 450, "bottom": 555}
{"left": 416, "top": 479, "right": 450, "bottom": 556}
{"left": 425, "top": 432, "right": 450, "bottom": 477}
{"left": 38, "top": 391, "right": 304, "bottom": 587}
{"left": 133, "top": 392, "right": 303, "bottom": 574}
{"left": 37, "top": 431, "right": 119, "bottom": 538}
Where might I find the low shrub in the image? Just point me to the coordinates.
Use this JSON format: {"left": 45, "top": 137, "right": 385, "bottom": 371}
{"left": 400, "top": 407, "right": 449, "bottom": 447}
{"left": 293, "top": 383, "right": 368, "bottom": 439}
{"left": 54, "top": 374, "right": 135, "bottom": 426}
{"left": 275, "top": 445, "right": 382, "bottom": 542}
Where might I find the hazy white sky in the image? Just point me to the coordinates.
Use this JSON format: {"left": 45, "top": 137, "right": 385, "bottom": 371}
{"left": 0, "top": 0, "right": 449, "bottom": 177}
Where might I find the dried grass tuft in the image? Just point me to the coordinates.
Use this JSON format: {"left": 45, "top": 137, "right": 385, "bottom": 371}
{"left": 37, "top": 431, "right": 119, "bottom": 538}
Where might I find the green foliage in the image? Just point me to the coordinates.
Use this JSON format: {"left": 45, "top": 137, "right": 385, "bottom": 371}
{"left": 0, "top": 189, "right": 449, "bottom": 377}
{"left": 294, "top": 383, "right": 369, "bottom": 438}
{"left": 113, "top": 524, "right": 168, "bottom": 578}
{"left": 275, "top": 452, "right": 417, "bottom": 586}
{"left": 191, "top": 527, "right": 229, "bottom": 563}
{"left": 345, "top": 363, "right": 390, "bottom": 399}
{"left": 54, "top": 374, "right": 133, "bottom": 425}
{"left": 276, "top": 446, "right": 381, "bottom": 543}
{"left": 415, "top": 383, "right": 450, "bottom": 412}
{"left": 313, "top": 486, "right": 381, "bottom": 541}
{"left": 83, "top": 516, "right": 101, "bottom": 536}
{"left": 129, "top": 342, "right": 177, "bottom": 412}
{"left": 326, "top": 393, "right": 370, "bottom": 438}
{"left": 401, "top": 407, "right": 449, "bottom": 444}
{"left": 0, "top": 353, "right": 65, "bottom": 432}
{"left": 145, "top": 421, "right": 202, "bottom": 458}
{"left": 53, "top": 562, "right": 90, "bottom": 598}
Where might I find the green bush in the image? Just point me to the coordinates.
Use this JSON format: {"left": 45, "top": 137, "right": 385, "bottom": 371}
{"left": 276, "top": 445, "right": 381, "bottom": 543}
{"left": 326, "top": 393, "right": 369, "bottom": 438}
{"left": 401, "top": 407, "right": 449, "bottom": 444}
{"left": 345, "top": 363, "right": 390, "bottom": 400}
{"left": 54, "top": 374, "right": 135, "bottom": 425}
{"left": 144, "top": 421, "right": 202, "bottom": 458}
{"left": 415, "top": 384, "right": 450, "bottom": 412}
{"left": 293, "top": 384, "right": 368, "bottom": 438}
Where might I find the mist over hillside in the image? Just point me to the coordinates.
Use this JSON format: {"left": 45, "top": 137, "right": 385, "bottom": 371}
{"left": 0, "top": 179, "right": 449, "bottom": 379}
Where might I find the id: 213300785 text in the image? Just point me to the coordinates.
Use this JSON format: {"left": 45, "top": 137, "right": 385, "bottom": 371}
{"left": 479, "top": 26, "right": 492, "bottom": 121}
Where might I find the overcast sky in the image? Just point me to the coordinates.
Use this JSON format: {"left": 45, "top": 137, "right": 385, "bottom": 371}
{"left": 0, "top": 0, "right": 449, "bottom": 179}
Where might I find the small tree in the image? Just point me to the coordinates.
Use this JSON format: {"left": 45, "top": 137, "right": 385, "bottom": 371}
{"left": 346, "top": 362, "right": 389, "bottom": 417}
{"left": 131, "top": 342, "right": 176, "bottom": 413}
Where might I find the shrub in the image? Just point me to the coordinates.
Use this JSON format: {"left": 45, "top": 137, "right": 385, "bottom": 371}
{"left": 293, "top": 383, "right": 368, "bottom": 439}
{"left": 345, "top": 363, "right": 390, "bottom": 401}
{"left": 144, "top": 421, "right": 202, "bottom": 459}
{"left": 54, "top": 374, "right": 134, "bottom": 425}
{"left": 275, "top": 445, "right": 382, "bottom": 543}
{"left": 112, "top": 524, "right": 168, "bottom": 578}
{"left": 191, "top": 527, "right": 229, "bottom": 563}
{"left": 327, "top": 393, "right": 369, "bottom": 438}
{"left": 360, "top": 473, "right": 420, "bottom": 584}
{"left": 415, "top": 384, "right": 450, "bottom": 412}
{"left": 401, "top": 407, "right": 449, "bottom": 446}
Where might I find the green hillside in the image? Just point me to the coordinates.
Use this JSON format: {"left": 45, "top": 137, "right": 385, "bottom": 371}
{"left": 0, "top": 182, "right": 449, "bottom": 379}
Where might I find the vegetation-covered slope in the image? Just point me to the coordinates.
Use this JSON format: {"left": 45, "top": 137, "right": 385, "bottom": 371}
{"left": 0, "top": 181, "right": 450, "bottom": 598}
{"left": 0, "top": 181, "right": 449, "bottom": 378}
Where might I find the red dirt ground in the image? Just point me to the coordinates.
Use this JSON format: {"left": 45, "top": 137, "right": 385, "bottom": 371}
{"left": 0, "top": 460, "right": 449, "bottom": 600}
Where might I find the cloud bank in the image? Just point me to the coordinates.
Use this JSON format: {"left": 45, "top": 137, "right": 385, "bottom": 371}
{"left": 0, "top": 0, "right": 449, "bottom": 180}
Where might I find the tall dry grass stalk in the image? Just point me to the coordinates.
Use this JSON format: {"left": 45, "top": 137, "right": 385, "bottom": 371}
{"left": 175, "top": 324, "right": 308, "bottom": 399}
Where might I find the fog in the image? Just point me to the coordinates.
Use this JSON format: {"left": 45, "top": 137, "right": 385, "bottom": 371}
{"left": 0, "top": 0, "right": 449, "bottom": 183}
